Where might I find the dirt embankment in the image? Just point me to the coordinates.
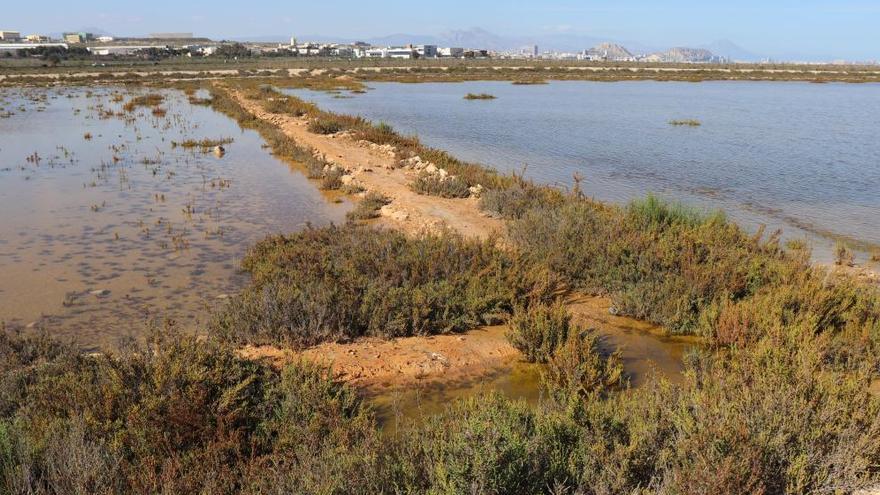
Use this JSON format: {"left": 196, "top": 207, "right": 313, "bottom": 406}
{"left": 226, "top": 87, "right": 698, "bottom": 393}
{"left": 229, "top": 88, "right": 504, "bottom": 240}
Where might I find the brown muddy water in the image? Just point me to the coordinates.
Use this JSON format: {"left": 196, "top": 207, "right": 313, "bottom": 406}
{"left": 0, "top": 87, "right": 349, "bottom": 349}
{"left": 371, "top": 296, "right": 701, "bottom": 432}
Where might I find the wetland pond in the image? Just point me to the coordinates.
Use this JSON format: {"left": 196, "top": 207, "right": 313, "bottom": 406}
{"left": 0, "top": 87, "right": 349, "bottom": 349}
{"left": 288, "top": 80, "right": 880, "bottom": 263}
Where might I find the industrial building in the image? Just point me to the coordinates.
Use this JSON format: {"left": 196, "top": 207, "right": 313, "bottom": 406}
{"left": 0, "top": 30, "right": 22, "bottom": 41}
{"left": 63, "top": 32, "right": 94, "bottom": 44}
{"left": 0, "top": 43, "right": 69, "bottom": 52}
{"left": 87, "top": 45, "right": 168, "bottom": 56}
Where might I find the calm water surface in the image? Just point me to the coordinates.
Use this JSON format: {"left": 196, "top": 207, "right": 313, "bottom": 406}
{"left": 288, "top": 81, "right": 880, "bottom": 262}
{"left": 0, "top": 87, "right": 348, "bottom": 348}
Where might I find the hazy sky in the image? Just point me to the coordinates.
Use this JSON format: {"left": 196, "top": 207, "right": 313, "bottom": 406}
{"left": 4, "top": 0, "right": 879, "bottom": 60}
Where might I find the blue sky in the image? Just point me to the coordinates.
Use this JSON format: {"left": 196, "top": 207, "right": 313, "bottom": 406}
{"left": 5, "top": 0, "right": 879, "bottom": 60}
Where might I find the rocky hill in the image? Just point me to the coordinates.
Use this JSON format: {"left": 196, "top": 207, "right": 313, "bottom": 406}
{"left": 588, "top": 42, "right": 634, "bottom": 60}
{"left": 645, "top": 47, "right": 716, "bottom": 63}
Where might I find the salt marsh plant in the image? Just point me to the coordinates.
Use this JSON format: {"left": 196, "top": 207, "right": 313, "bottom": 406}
{"left": 171, "top": 137, "right": 233, "bottom": 152}
{"left": 410, "top": 173, "right": 471, "bottom": 198}
{"left": 463, "top": 93, "right": 497, "bottom": 100}
{"left": 668, "top": 119, "right": 702, "bottom": 126}
{"left": 211, "top": 224, "right": 559, "bottom": 347}
{"left": 122, "top": 93, "right": 164, "bottom": 112}
{"left": 506, "top": 302, "right": 571, "bottom": 363}
{"left": 346, "top": 191, "right": 392, "bottom": 221}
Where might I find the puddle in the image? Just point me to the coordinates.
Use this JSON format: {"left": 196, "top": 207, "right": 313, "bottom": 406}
{"left": 568, "top": 295, "right": 703, "bottom": 387}
{"left": 364, "top": 296, "right": 703, "bottom": 432}
{"left": 371, "top": 360, "right": 544, "bottom": 434}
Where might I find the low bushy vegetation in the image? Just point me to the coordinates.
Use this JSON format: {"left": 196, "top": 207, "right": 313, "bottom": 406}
{"left": 211, "top": 224, "right": 559, "bottom": 347}
{"left": 0, "top": 329, "right": 379, "bottom": 495}
{"left": 504, "top": 192, "right": 880, "bottom": 372}
{"left": 479, "top": 181, "right": 565, "bottom": 219}
{"left": 506, "top": 302, "right": 571, "bottom": 363}
{"left": 262, "top": 94, "right": 317, "bottom": 117}
{"left": 410, "top": 173, "right": 471, "bottom": 198}
{"left": 307, "top": 116, "right": 346, "bottom": 135}
{"left": 346, "top": 191, "right": 391, "bottom": 221}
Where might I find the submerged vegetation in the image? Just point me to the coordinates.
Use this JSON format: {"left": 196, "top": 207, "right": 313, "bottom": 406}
{"left": 463, "top": 92, "right": 497, "bottom": 100}
{"left": 122, "top": 93, "right": 164, "bottom": 112}
{"left": 668, "top": 118, "right": 702, "bottom": 126}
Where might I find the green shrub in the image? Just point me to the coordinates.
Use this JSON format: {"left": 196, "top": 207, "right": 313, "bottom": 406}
{"left": 263, "top": 96, "right": 317, "bottom": 117}
{"left": 346, "top": 191, "right": 391, "bottom": 221}
{"left": 506, "top": 302, "right": 571, "bottom": 363}
{"left": 627, "top": 193, "right": 723, "bottom": 229}
{"left": 388, "top": 394, "right": 572, "bottom": 494}
{"left": 507, "top": 197, "right": 795, "bottom": 335}
{"left": 546, "top": 330, "right": 625, "bottom": 397}
{"left": 410, "top": 173, "right": 471, "bottom": 198}
{"left": 0, "top": 329, "right": 378, "bottom": 495}
{"left": 307, "top": 117, "right": 345, "bottom": 135}
{"left": 212, "top": 225, "right": 559, "bottom": 347}
{"left": 479, "top": 183, "right": 564, "bottom": 219}
{"left": 320, "top": 167, "right": 343, "bottom": 190}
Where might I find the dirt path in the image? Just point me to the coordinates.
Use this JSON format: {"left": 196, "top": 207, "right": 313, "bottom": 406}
{"left": 229, "top": 88, "right": 504, "bottom": 240}
{"left": 240, "top": 325, "right": 519, "bottom": 393}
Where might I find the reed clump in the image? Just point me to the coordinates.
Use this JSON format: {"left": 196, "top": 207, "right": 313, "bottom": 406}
{"left": 122, "top": 93, "right": 164, "bottom": 112}
{"left": 171, "top": 137, "right": 234, "bottom": 151}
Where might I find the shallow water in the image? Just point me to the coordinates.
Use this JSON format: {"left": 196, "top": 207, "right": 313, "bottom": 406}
{"left": 288, "top": 80, "right": 880, "bottom": 262}
{"left": 0, "top": 87, "right": 349, "bottom": 348}
{"left": 371, "top": 360, "right": 544, "bottom": 433}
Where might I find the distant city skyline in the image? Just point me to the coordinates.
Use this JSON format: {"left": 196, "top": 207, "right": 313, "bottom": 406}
{"left": 4, "top": 0, "right": 879, "bottom": 61}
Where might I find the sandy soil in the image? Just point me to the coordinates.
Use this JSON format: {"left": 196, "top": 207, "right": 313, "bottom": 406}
{"left": 228, "top": 88, "right": 505, "bottom": 239}
{"left": 238, "top": 293, "right": 702, "bottom": 396}
{"left": 240, "top": 325, "right": 520, "bottom": 394}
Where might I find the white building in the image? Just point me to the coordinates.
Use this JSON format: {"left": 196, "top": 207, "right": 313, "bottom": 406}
{"left": 363, "top": 48, "right": 388, "bottom": 58}
{"left": 87, "top": 45, "right": 167, "bottom": 56}
{"left": 96, "top": 36, "right": 115, "bottom": 43}
{"left": 438, "top": 47, "right": 464, "bottom": 58}
{"left": 0, "top": 30, "right": 22, "bottom": 41}
{"left": 386, "top": 47, "right": 416, "bottom": 59}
